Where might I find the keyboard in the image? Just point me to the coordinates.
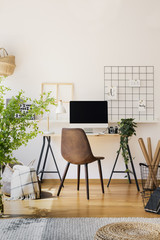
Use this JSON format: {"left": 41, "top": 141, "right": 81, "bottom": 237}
{"left": 86, "top": 132, "right": 106, "bottom": 136}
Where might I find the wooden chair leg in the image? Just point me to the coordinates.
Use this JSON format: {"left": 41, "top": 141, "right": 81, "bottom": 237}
{"left": 57, "top": 162, "right": 70, "bottom": 196}
{"left": 98, "top": 160, "right": 104, "bottom": 194}
{"left": 85, "top": 163, "right": 89, "bottom": 200}
{"left": 77, "top": 165, "right": 81, "bottom": 191}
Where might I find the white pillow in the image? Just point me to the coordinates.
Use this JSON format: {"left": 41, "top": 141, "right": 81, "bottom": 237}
{"left": 1, "top": 165, "right": 13, "bottom": 196}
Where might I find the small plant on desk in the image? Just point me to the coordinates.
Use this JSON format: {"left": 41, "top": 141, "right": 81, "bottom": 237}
{"left": 118, "top": 118, "right": 137, "bottom": 167}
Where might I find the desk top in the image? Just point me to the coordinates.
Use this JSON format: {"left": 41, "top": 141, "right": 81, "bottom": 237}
{"left": 42, "top": 132, "right": 119, "bottom": 137}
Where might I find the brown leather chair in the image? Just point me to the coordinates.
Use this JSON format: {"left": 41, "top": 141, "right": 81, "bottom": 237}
{"left": 57, "top": 128, "right": 105, "bottom": 199}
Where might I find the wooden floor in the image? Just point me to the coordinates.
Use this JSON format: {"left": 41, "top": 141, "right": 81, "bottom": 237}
{"left": 4, "top": 180, "right": 160, "bottom": 218}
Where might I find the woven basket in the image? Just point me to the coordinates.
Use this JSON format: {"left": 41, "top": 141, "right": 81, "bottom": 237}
{"left": 0, "top": 48, "right": 16, "bottom": 76}
{"left": 94, "top": 222, "right": 160, "bottom": 240}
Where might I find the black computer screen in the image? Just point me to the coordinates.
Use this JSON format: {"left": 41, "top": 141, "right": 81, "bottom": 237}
{"left": 70, "top": 101, "right": 108, "bottom": 124}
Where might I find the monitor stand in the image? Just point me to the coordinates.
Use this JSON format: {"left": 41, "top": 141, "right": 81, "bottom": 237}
{"left": 84, "top": 128, "right": 93, "bottom": 133}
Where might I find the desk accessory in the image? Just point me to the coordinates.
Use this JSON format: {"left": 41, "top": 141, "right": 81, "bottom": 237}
{"left": 56, "top": 100, "right": 66, "bottom": 114}
{"left": 108, "top": 126, "right": 115, "bottom": 134}
{"left": 108, "top": 126, "right": 118, "bottom": 134}
{"left": 44, "top": 100, "right": 66, "bottom": 133}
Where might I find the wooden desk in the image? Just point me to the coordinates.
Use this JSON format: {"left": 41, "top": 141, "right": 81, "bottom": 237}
{"left": 36, "top": 133, "right": 119, "bottom": 181}
{"left": 43, "top": 133, "right": 120, "bottom": 137}
{"left": 37, "top": 133, "right": 139, "bottom": 191}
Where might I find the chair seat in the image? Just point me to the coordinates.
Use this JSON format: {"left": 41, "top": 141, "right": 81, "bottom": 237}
{"left": 95, "top": 156, "right": 105, "bottom": 160}
{"left": 82, "top": 156, "right": 104, "bottom": 164}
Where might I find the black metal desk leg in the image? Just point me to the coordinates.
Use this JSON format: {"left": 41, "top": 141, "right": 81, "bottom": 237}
{"left": 127, "top": 144, "right": 140, "bottom": 191}
{"left": 40, "top": 136, "right": 50, "bottom": 181}
{"left": 107, "top": 147, "right": 121, "bottom": 187}
{"left": 125, "top": 163, "right": 131, "bottom": 184}
{"left": 46, "top": 137, "right": 62, "bottom": 181}
{"left": 77, "top": 165, "right": 81, "bottom": 191}
{"left": 121, "top": 146, "right": 131, "bottom": 184}
{"left": 37, "top": 136, "right": 45, "bottom": 175}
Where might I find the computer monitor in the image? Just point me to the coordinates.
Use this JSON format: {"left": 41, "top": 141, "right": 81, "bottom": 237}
{"left": 70, "top": 101, "right": 108, "bottom": 130}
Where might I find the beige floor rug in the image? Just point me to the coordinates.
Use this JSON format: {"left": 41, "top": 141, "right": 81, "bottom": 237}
{"left": 0, "top": 217, "right": 160, "bottom": 240}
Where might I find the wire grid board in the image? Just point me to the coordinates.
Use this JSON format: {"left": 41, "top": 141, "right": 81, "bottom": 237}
{"left": 104, "top": 66, "right": 154, "bottom": 122}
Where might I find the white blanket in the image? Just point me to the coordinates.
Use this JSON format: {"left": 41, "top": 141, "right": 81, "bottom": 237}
{"left": 11, "top": 165, "right": 40, "bottom": 200}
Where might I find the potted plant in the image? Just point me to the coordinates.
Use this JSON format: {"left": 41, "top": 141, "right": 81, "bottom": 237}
{"left": 118, "top": 118, "right": 137, "bottom": 166}
{"left": 0, "top": 76, "right": 56, "bottom": 215}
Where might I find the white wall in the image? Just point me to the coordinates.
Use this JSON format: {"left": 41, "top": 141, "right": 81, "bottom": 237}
{"left": 1, "top": 0, "right": 160, "bottom": 179}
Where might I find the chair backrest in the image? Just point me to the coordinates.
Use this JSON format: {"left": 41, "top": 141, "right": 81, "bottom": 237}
{"left": 61, "top": 128, "right": 95, "bottom": 164}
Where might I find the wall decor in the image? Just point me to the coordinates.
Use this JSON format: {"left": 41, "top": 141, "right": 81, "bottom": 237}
{"left": 105, "top": 86, "right": 117, "bottom": 100}
{"left": 138, "top": 100, "right": 146, "bottom": 112}
{"left": 0, "top": 48, "right": 16, "bottom": 76}
{"left": 129, "top": 79, "right": 140, "bottom": 87}
{"left": 6, "top": 99, "right": 35, "bottom": 120}
{"left": 104, "top": 66, "right": 154, "bottom": 122}
{"left": 41, "top": 82, "right": 74, "bottom": 121}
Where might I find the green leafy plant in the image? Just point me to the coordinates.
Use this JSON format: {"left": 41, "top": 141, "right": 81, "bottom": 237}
{"left": 0, "top": 76, "right": 56, "bottom": 214}
{"left": 0, "top": 76, "right": 56, "bottom": 165}
{"left": 118, "top": 118, "right": 137, "bottom": 166}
